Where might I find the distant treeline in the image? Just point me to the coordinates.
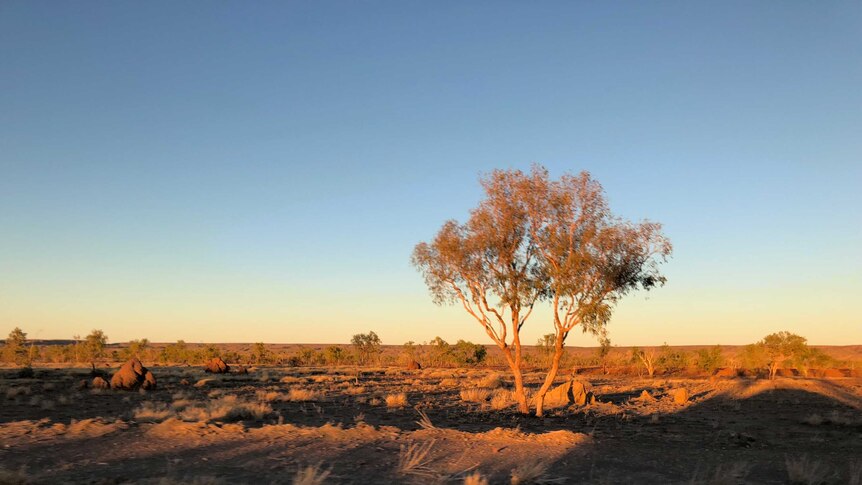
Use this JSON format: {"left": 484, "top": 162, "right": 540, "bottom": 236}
{"left": 2, "top": 328, "right": 859, "bottom": 377}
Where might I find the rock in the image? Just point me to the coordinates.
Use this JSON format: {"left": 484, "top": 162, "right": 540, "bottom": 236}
{"left": 542, "top": 378, "right": 593, "bottom": 408}
{"left": 110, "top": 358, "right": 155, "bottom": 391}
{"left": 672, "top": 388, "right": 689, "bottom": 405}
{"left": 78, "top": 379, "right": 90, "bottom": 390}
{"left": 543, "top": 381, "right": 573, "bottom": 408}
{"left": 142, "top": 371, "right": 157, "bottom": 390}
{"left": 204, "top": 357, "right": 230, "bottom": 374}
{"left": 406, "top": 360, "right": 421, "bottom": 370}
{"left": 92, "top": 376, "right": 109, "bottom": 389}
{"left": 638, "top": 390, "right": 656, "bottom": 402}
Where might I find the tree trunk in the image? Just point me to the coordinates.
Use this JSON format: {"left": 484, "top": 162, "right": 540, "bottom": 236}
{"left": 533, "top": 335, "right": 565, "bottom": 417}
{"left": 501, "top": 337, "right": 529, "bottom": 414}
{"left": 511, "top": 364, "right": 529, "bottom": 414}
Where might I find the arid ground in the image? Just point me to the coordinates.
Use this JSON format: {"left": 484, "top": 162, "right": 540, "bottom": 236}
{"left": 1, "top": 366, "right": 860, "bottom": 484}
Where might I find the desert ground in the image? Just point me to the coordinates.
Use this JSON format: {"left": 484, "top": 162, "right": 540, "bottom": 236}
{"left": 1, "top": 364, "right": 861, "bottom": 484}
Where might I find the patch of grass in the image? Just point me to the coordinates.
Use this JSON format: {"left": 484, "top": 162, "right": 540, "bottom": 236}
{"left": 688, "top": 461, "right": 751, "bottom": 485}
{"left": 510, "top": 459, "right": 562, "bottom": 485}
{"left": 386, "top": 393, "right": 408, "bottom": 408}
{"left": 287, "top": 388, "right": 321, "bottom": 402}
{"left": 476, "top": 373, "right": 503, "bottom": 389}
{"left": 460, "top": 388, "right": 491, "bottom": 403}
{"left": 133, "top": 402, "right": 174, "bottom": 422}
{"left": 292, "top": 464, "right": 330, "bottom": 485}
{"left": 490, "top": 389, "right": 513, "bottom": 410}
{"left": 0, "top": 466, "right": 30, "bottom": 485}
{"left": 463, "top": 471, "right": 489, "bottom": 485}
{"left": 398, "top": 440, "right": 436, "bottom": 478}
{"left": 785, "top": 455, "right": 831, "bottom": 485}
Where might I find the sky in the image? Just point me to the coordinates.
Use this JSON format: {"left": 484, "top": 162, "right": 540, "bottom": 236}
{"left": 1, "top": 2, "right": 860, "bottom": 346}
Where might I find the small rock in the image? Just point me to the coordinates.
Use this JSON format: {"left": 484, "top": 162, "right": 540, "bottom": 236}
{"left": 672, "top": 388, "right": 689, "bottom": 405}
{"left": 92, "top": 376, "right": 109, "bottom": 389}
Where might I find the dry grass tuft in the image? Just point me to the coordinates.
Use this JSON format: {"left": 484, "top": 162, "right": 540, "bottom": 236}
{"left": 460, "top": 388, "right": 492, "bottom": 403}
{"left": 194, "top": 378, "right": 214, "bottom": 388}
{"left": 386, "top": 393, "right": 408, "bottom": 408}
{"left": 476, "top": 373, "right": 503, "bottom": 389}
{"left": 292, "top": 463, "right": 331, "bottom": 485}
{"left": 490, "top": 389, "right": 513, "bottom": 410}
{"left": 398, "top": 440, "right": 436, "bottom": 477}
{"left": 688, "top": 461, "right": 751, "bottom": 485}
{"left": 177, "top": 395, "right": 272, "bottom": 422}
{"left": 286, "top": 388, "right": 321, "bottom": 402}
{"left": 785, "top": 455, "right": 831, "bottom": 485}
{"left": 0, "top": 466, "right": 30, "bottom": 485}
{"left": 510, "top": 459, "right": 562, "bottom": 484}
{"left": 415, "top": 408, "right": 435, "bottom": 429}
{"left": 134, "top": 402, "right": 174, "bottom": 422}
{"left": 463, "top": 471, "right": 489, "bottom": 485}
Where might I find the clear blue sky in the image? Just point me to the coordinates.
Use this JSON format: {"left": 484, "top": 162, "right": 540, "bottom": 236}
{"left": 1, "top": 2, "right": 860, "bottom": 346}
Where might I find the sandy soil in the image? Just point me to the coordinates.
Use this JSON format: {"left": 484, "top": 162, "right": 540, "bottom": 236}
{"left": 1, "top": 366, "right": 860, "bottom": 484}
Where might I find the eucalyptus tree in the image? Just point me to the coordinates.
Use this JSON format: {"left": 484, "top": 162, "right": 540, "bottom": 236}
{"left": 521, "top": 167, "right": 671, "bottom": 416}
{"left": 412, "top": 169, "right": 544, "bottom": 413}
{"left": 413, "top": 165, "right": 671, "bottom": 416}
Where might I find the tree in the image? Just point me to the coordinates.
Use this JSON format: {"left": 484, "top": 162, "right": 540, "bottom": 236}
{"left": 596, "top": 335, "right": 612, "bottom": 374}
{"left": 537, "top": 333, "right": 556, "bottom": 366}
{"left": 451, "top": 340, "right": 487, "bottom": 366}
{"left": 413, "top": 170, "right": 545, "bottom": 413}
{"left": 83, "top": 330, "right": 108, "bottom": 365}
{"left": 522, "top": 167, "right": 671, "bottom": 416}
{"left": 251, "top": 342, "right": 271, "bottom": 364}
{"left": 696, "top": 345, "right": 724, "bottom": 373}
{"left": 127, "top": 338, "right": 150, "bottom": 360}
{"left": 414, "top": 166, "right": 671, "bottom": 415}
{"left": 5, "top": 327, "right": 28, "bottom": 365}
{"left": 351, "top": 331, "right": 382, "bottom": 366}
{"left": 325, "top": 345, "right": 348, "bottom": 365}
{"left": 759, "top": 331, "right": 808, "bottom": 379}
{"left": 632, "top": 346, "right": 657, "bottom": 378}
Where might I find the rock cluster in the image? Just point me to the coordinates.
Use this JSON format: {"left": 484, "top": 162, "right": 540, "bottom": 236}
{"left": 204, "top": 357, "right": 230, "bottom": 374}
{"left": 110, "top": 358, "right": 156, "bottom": 391}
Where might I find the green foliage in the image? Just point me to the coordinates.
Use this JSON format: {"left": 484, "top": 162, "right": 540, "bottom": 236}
{"left": 759, "top": 331, "right": 809, "bottom": 378}
{"left": 251, "top": 342, "right": 272, "bottom": 364}
{"left": 739, "top": 343, "right": 768, "bottom": 371}
{"left": 126, "top": 338, "right": 150, "bottom": 360}
{"left": 657, "top": 343, "right": 689, "bottom": 373}
{"left": 4, "top": 327, "right": 29, "bottom": 365}
{"left": 325, "top": 345, "right": 348, "bottom": 365}
{"left": 696, "top": 345, "right": 724, "bottom": 373}
{"left": 351, "top": 331, "right": 382, "bottom": 366}
{"left": 450, "top": 340, "right": 487, "bottom": 365}
{"left": 294, "top": 347, "right": 323, "bottom": 366}
{"left": 162, "top": 340, "right": 190, "bottom": 364}
{"left": 83, "top": 329, "right": 108, "bottom": 363}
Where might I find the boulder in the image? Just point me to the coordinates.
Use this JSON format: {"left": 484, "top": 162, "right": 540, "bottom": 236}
{"left": 92, "top": 376, "right": 109, "bottom": 389}
{"left": 110, "top": 358, "right": 155, "bottom": 391}
{"left": 406, "top": 360, "right": 422, "bottom": 370}
{"left": 672, "top": 388, "right": 689, "bottom": 405}
{"left": 143, "top": 371, "right": 157, "bottom": 390}
{"left": 822, "top": 368, "right": 847, "bottom": 378}
{"left": 542, "top": 378, "right": 592, "bottom": 408}
{"left": 204, "top": 357, "right": 230, "bottom": 374}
